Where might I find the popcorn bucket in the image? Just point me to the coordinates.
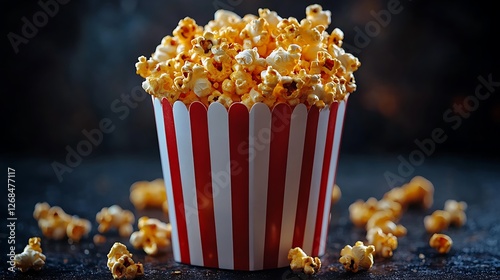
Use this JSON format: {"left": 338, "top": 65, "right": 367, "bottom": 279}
{"left": 152, "top": 97, "right": 348, "bottom": 270}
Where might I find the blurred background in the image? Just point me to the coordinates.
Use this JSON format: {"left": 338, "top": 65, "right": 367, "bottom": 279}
{"left": 3, "top": 0, "right": 499, "bottom": 162}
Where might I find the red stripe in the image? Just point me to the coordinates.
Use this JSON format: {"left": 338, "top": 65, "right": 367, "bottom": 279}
{"left": 190, "top": 102, "right": 219, "bottom": 268}
{"left": 162, "top": 99, "right": 190, "bottom": 264}
{"left": 228, "top": 103, "right": 250, "bottom": 270}
{"left": 292, "top": 106, "right": 320, "bottom": 248}
{"left": 263, "top": 103, "right": 292, "bottom": 269}
{"left": 311, "top": 104, "right": 339, "bottom": 256}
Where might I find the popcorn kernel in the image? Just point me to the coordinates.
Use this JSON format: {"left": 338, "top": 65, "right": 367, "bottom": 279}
{"left": 13, "top": 237, "right": 46, "bottom": 272}
{"left": 339, "top": 241, "right": 375, "bottom": 273}
{"left": 429, "top": 233, "right": 453, "bottom": 254}
{"left": 287, "top": 247, "right": 322, "bottom": 275}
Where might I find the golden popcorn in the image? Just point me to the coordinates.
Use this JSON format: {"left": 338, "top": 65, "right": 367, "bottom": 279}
{"left": 365, "top": 210, "right": 407, "bottom": 237}
{"left": 129, "top": 216, "right": 172, "bottom": 255}
{"left": 96, "top": 205, "right": 135, "bottom": 237}
{"left": 384, "top": 176, "right": 434, "bottom": 209}
{"left": 13, "top": 237, "right": 46, "bottom": 272}
{"left": 424, "top": 210, "right": 451, "bottom": 234}
{"left": 429, "top": 233, "right": 453, "bottom": 254}
{"left": 107, "top": 242, "right": 144, "bottom": 280}
{"left": 444, "top": 199, "right": 467, "bottom": 227}
{"left": 33, "top": 202, "right": 91, "bottom": 242}
{"left": 348, "top": 197, "right": 402, "bottom": 228}
{"left": 287, "top": 247, "right": 322, "bottom": 275}
{"left": 331, "top": 184, "right": 342, "bottom": 205}
{"left": 135, "top": 4, "right": 360, "bottom": 109}
{"left": 366, "top": 227, "right": 398, "bottom": 258}
{"left": 129, "top": 178, "right": 167, "bottom": 210}
{"left": 339, "top": 241, "right": 375, "bottom": 273}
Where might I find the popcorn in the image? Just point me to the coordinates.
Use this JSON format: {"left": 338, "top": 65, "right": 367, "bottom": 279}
{"left": 107, "top": 242, "right": 144, "bottom": 280}
{"left": 384, "top": 176, "right": 434, "bottom": 209}
{"left": 339, "top": 241, "right": 375, "bottom": 273}
{"left": 365, "top": 210, "right": 407, "bottom": 237}
{"left": 348, "top": 197, "right": 402, "bottom": 228}
{"left": 136, "top": 4, "right": 360, "bottom": 109}
{"left": 424, "top": 210, "right": 451, "bottom": 234}
{"left": 287, "top": 247, "right": 322, "bottom": 275}
{"left": 33, "top": 202, "right": 91, "bottom": 242}
{"left": 130, "top": 179, "right": 167, "bottom": 210}
{"left": 331, "top": 184, "right": 342, "bottom": 205}
{"left": 366, "top": 227, "right": 398, "bottom": 258}
{"left": 96, "top": 205, "right": 135, "bottom": 237}
{"left": 129, "top": 216, "right": 172, "bottom": 255}
{"left": 13, "top": 237, "right": 46, "bottom": 272}
{"left": 429, "top": 233, "right": 453, "bottom": 254}
{"left": 444, "top": 199, "right": 467, "bottom": 227}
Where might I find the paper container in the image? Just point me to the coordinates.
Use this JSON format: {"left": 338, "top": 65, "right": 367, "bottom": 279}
{"left": 152, "top": 97, "right": 347, "bottom": 270}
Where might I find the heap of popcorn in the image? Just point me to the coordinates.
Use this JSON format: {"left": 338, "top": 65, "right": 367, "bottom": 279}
{"left": 136, "top": 4, "right": 361, "bottom": 109}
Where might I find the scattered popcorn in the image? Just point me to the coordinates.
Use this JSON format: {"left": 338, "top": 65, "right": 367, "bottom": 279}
{"left": 13, "top": 237, "right": 46, "bottom": 272}
{"left": 384, "top": 176, "right": 434, "bottom": 209}
{"left": 365, "top": 210, "right": 407, "bottom": 237}
{"left": 331, "top": 184, "right": 342, "bottom": 205}
{"left": 96, "top": 205, "right": 135, "bottom": 237}
{"left": 107, "top": 242, "right": 144, "bottom": 280}
{"left": 444, "top": 199, "right": 467, "bottom": 227}
{"left": 366, "top": 227, "right": 398, "bottom": 258}
{"left": 339, "top": 241, "right": 375, "bottom": 273}
{"left": 129, "top": 217, "right": 172, "bottom": 255}
{"left": 429, "top": 233, "right": 453, "bottom": 254}
{"left": 348, "top": 198, "right": 402, "bottom": 228}
{"left": 33, "top": 202, "right": 91, "bottom": 242}
{"left": 136, "top": 4, "right": 360, "bottom": 109}
{"left": 129, "top": 179, "right": 167, "bottom": 210}
{"left": 424, "top": 210, "right": 451, "bottom": 234}
{"left": 287, "top": 247, "right": 321, "bottom": 275}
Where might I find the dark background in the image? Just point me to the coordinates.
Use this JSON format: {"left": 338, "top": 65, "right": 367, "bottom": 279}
{"left": 2, "top": 0, "right": 500, "bottom": 162}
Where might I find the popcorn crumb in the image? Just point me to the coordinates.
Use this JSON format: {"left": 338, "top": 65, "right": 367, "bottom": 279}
{"left": 13, "top": 237, "right": 46, "bottom": 272}
{"left": 107, "top": 242, "right": 144, "bottom": 279}
{"left": 96, "top": 205, "right": 135, "bottom": 237}
{"left": 429, "top": 233, "right": 453, "bottom": 254}
{"left": 130, "top": 179, "right": 167, "bottom": 210}
{"left": 129, "top": 217, "right": 172, "bottom": 255}
{"left": 339, "top": 241, "right": 375, "bottom": 272}
{"left": 287, "top": 247, "right": 322, "bottom": 275}
{"left": 93, "top": 234, "right": 107, "bottom": 245}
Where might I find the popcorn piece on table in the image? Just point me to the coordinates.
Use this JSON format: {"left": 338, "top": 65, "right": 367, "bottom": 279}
{"left": 129, "top": 216, "right": 172, "bottom": 255}
{"left": 348, "top": 198, "right": 402, "bottom": 228}
{"left": 129, "top": 179, "right": 167, "bottom": 210}
{"left": 33, "top": 202, "right": 91, "bottom": 242}
{"left": 424, "top": 210, "right": 451, "bottom": 234}
{"left": 365, "top": 210, "right": 407, "bottom": 237}
{"left": 287, "top": 247, "right": 321, "bottom": 275}
{"left": 366, "top": 227, "right": 398, "bottom": 258}
{"left": 96, "top": 205, "right": 135, "bottom": 237}
{"left": 384, "top": 176, "right": 434, "bottom": 209}
{"left": 429, "top": 233, "right": 453, "bottom": 254}
{"left": 339, "top": 241, "right": 375, "bottom": 273}
{"left": 331, "top": 184, "right": 342, "bottom": 205}
{"left": 14, "top": 237, "right": 46, "bottom": 272}
{"left": 444, "top": 199, "right": 467, "bottom": 227}
{"left": 107, "top": 242, "right": 144, "bottom": 280}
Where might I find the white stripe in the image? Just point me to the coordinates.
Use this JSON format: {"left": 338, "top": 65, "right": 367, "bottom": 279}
{"left": 319, "top": 101, "right": 347, "bottom": 255}
{"left": 173, "top": 101, "right": 203, "bottom": 266}
{"left": 277, "top": 104, "right": 308, "bottom": 267}
{"left": 248, "top": 103, "right": 271, "bottom": 270}
{"left": 152, "top": 97, "right": 180, "bottom": 262}
{"left": 301, "top": 108, "right": 330, "bottom": 255}
{"left": 207, "top": 103, "right": 234, "bottom": 270}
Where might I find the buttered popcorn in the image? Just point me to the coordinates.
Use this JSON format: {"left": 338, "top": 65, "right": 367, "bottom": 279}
{"left": 136, "top": 4, "right": 360, "bottom": 109}
{"left": 13, "top": 237, "right": 46, "bottom": 272}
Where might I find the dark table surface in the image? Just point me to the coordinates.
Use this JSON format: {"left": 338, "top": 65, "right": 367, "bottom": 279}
{"left": 1, "top": 154, "right": 499, "bottom": 279}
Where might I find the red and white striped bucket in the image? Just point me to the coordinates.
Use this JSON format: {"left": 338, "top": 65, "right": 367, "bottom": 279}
{"left": 152, "top": 97, "right": 347, "bottom": 270}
